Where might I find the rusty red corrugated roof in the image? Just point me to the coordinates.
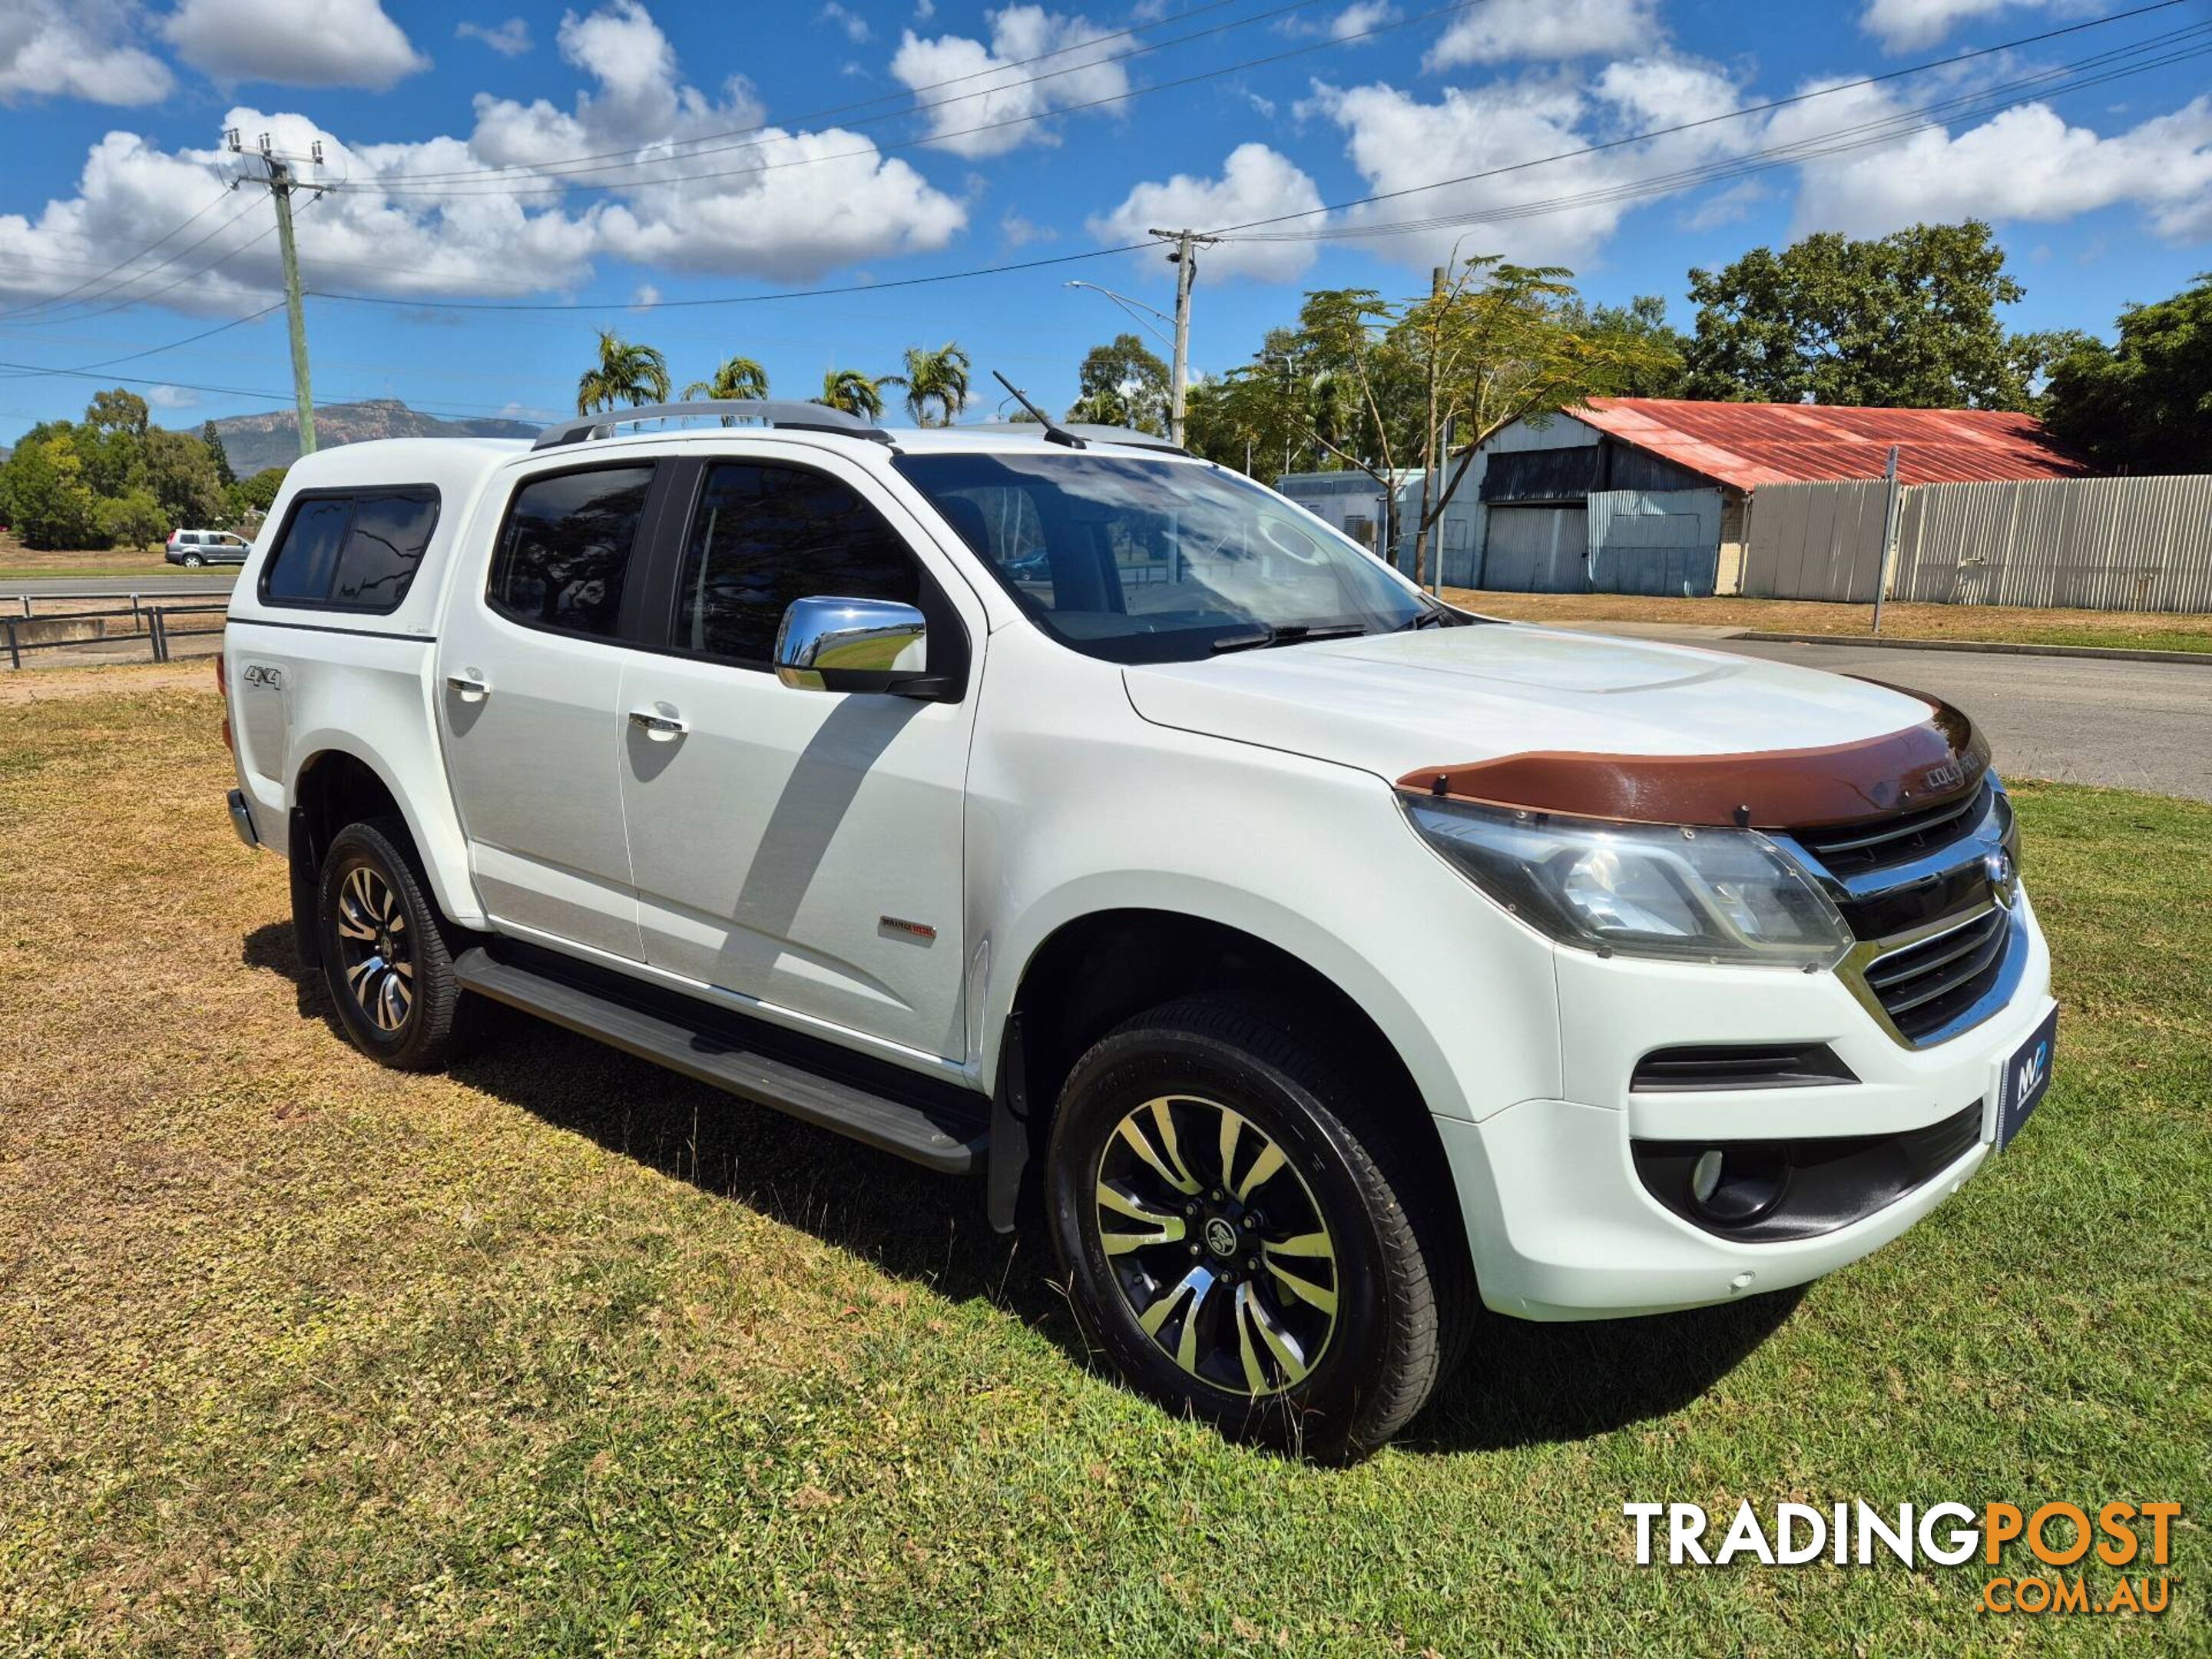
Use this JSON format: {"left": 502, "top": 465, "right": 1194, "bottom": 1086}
{"left": 1571, "top": 398, "right": 2094, "bottom": 490}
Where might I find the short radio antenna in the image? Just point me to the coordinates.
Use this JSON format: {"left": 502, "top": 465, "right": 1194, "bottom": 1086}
{"left": 991, "top": 370, "right": 1086, "bottom": 449}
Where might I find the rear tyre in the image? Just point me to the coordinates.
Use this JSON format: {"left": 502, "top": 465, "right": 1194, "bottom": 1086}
{"left": 1045, "top": 992, "right": 1467, "bottom": 1461}
{"left": 180, "top": 551, "right": 205, "bottom": 567}
{"left": 315, "top": 816, "right": 461, "bottom": 1072}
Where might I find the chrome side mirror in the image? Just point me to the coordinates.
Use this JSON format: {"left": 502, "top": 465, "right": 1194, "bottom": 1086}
{"left": 774, "top": 596, "right": 945, "bottom": 697}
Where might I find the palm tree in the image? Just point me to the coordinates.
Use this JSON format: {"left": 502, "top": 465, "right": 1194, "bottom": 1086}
{"left": 897, "top": 342, "right": 972, "bottom": 426}
{"left": 683, "top": 355, "right": 770, "bottom": 402}
{"left": 816, "top": 367, "right": 893, "bottom": 420}
{"left": 575, "top": 330, "right": 671, "bottom": 415}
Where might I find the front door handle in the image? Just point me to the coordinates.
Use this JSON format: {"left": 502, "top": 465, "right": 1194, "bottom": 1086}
{"left": 628, "top": 706, "right": 687, "bottom": 740}
{"left": 445, "top": 671, "right": 491, "bottom": 702}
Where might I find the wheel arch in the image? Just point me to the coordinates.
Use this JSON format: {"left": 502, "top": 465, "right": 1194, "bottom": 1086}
{"left": 288, "top": 740, "right": 483, "bottom": 931}
{"left": 985, "top": 896, "right": 1459, "bottom": 1232}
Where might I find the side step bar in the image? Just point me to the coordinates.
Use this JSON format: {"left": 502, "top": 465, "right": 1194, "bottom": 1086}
{"left": 451, "top": 945, "right": 988, "bottom": 1174}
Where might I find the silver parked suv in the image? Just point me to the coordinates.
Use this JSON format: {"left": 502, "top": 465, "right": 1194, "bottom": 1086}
{"left": 166, "top": 528, "right": 251, "bottom": 567}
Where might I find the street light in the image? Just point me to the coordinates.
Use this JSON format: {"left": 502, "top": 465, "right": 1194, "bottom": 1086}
{"left": 1061, "top": 280, "right": 1174, "bottom": 350}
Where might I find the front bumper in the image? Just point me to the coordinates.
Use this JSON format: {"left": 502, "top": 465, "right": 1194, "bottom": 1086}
{"left": 1443, "top": 887, "right": 2052, "bottom": 1321}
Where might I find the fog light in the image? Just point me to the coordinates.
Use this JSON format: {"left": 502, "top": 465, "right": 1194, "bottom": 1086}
{"left": 1686, "top": 1145, "right": 1787, "bottom": 1227}
{"left": 1690, "top": 1150, "right": 1724, "bottom": 1204}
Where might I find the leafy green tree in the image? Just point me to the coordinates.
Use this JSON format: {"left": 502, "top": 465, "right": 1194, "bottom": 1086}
{"left": 576, "top": 330, "right": 672, "bottom": 414}
{"left": 1394, "top": 258, "right": 1679, "bottom": 582}
{"left": 683, "top": 355, "right": 770, "bottom": 401}
{"left": 227, "top": 466, "right": 288, "bottom": 525}
{"left": 201, "top": 419, "right": 237, "bottom": 487}
{"left": 1561, "top": 295, "right": 1690, "bottom": 397}
{"left": 79, "top": 390, "right": 150, "bottom": 498}
{"left": 816, "top": 369, "right": 894, "bottom": 419}
{"left": 143, "top": 427, "right": 225, "bottom": 529}
{"left": 895, "top": 342, "right": 972, "bottom": 426}
{"left": 1684, "top": 221, "right": 2031, "bottom": 409}
{"left": 100, "top": 487, "right": 167, "bottom": 551}
{"left": 1068, "top": 333, "right": 1170, "bottom": 434}
{"left": 2, "top": 433, "right": 106, "bottom": 549}
{"left": 2041, "top": 276, "right": 2212, "bottom": 473}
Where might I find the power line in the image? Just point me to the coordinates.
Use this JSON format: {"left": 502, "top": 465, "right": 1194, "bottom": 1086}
{"left": 313, "top": 239, "right": 1167, "bottom": 313}
{"left": 334, "top": 0, "right": 1485, "bottom": 200}
{"left": 1218, "top": 23, "right": 2212, "bottom": 243}
{"left": 0, "top": 190, "right": 237, "bottom": 323}
{"left": 1201, "top": 0, "right": 2197, "bottom": 238}
{"left": 371, "top": 0, "right": 1329, "bottom": 188}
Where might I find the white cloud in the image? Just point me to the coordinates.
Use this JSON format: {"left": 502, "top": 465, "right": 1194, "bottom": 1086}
{"left": 914, "top": 0, "right": 935, "bottom": 17}
{"left": 144, "top": 383, "right": 199, "bottom": 409}
{"left": 456, "top": 17, "right": 532, "bottom": 57}
{"left": 819, "top": 2, "right": 872, "bottom": 44}
{"left": 889, "top": 7, "right": 1130, "bottom": 158}
{"left": 0, "top": 2, "right": 969, "bottom": 314}
{"left": 163, "top": 0, "right": 429, "bottom": 90}
{"left": 1791, "top": 91, "right": 2212, "bottom": 241}
{"left": 1858, "top": 0, "right": 2055, "bottom": 52}
{"left": 999, "top": 209, "right": 1055, "bottom": 246}
{"left": 0, "top": 0, "right": 174, "bottom": 105}
{"left": 1426, "top": 0, "right": 1659, "bottom": 72}
{"left": 1088, "top": 143, "right": 1324, "bottom": 281}
{"left": 1306, "top": 55, "right": 1756, "bottom": 270}
{"left": 1283, "top": 3, "right": 1400, "bottom": 42}
{"left": 630, "top": 282, "right": 661, "bottom": 306}
{"left": 1330, "top": 2, "right": 1400, "bottom": 41}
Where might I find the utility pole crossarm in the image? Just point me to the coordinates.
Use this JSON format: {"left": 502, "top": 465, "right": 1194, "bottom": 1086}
{"left": 1147, "top": 227, "right": 1220, "bottom": 449}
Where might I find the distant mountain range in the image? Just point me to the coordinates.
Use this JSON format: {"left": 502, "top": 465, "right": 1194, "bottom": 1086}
{"left": 197, "top": 399, "right": 541, "bottom": 475}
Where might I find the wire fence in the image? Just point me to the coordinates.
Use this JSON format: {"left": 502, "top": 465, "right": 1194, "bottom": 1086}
{"left": 2, "top": 594, "right": 229, "bottom": 669}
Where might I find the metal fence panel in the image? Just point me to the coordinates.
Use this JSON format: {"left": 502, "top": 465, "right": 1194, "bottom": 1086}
{"left": 1587, "top": 488, "right": 1723, "bottom": 595}
{"left": 1740, "top": 480, "right": 1890, "bottom": 601}
{"left": 1896, "top": 475, "right": 2212, "bottom": 611}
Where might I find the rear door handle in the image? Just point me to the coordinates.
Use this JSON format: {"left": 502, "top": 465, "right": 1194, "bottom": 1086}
{"left": 445, "top": 671, "right": 491, "bottom": 702}
{"left": 628, "top": 706, "right": 687, "bottom": 739}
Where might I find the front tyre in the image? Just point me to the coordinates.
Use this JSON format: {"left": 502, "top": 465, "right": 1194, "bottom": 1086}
{"left": 1045, "top": 994, "right": 1467, "bottom": 1461}
{"left": 316, "top": 816, "right": 461, "bottom": 1072}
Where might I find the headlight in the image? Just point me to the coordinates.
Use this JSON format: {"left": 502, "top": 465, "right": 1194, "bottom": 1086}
{"left": 1403, "top": 794, "right": 1851, "bottom": 969}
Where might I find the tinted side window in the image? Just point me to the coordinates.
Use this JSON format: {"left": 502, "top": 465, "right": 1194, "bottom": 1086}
{"left": 263, "top": 498, "right": 352, "bottom": 602}
{"left": 262, "top": 492, "right": 441, "bottom": 611}
{"left": 490, "top": 466, "right": 654, "bottom": 639}
{"left": 674, "top": 462, "right": 921, "bottom": 667}
{"left": 332, "top": 494, "right": 439, "bottom": 608}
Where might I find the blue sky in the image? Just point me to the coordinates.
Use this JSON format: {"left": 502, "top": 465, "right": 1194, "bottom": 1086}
{"left": 0, "top": 0, "right": 2207, "bottom": 443}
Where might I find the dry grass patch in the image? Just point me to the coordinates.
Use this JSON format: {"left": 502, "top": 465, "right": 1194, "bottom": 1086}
{"left": 1444, "top": 588, "right": 2212, "bottom": 654}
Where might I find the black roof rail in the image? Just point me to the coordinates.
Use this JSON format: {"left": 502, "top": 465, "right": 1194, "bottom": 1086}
{"left": 962, "top": 419, "right": 1188, "bottom": 455}
{"left": 532, "top": 399, "right": 894, "bottom": 450}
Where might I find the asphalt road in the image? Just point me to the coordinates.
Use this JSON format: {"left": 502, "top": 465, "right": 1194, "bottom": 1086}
{"left": 1, "top": 574, "right": 236, "bottom": 598}
{"left": 1708, "top": 638, "right": 2212, "bottom": 804}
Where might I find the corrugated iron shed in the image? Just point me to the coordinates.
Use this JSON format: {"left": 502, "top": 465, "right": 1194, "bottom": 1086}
{"left": 1570, "top": 398, "right": 2092, "bottom": 491}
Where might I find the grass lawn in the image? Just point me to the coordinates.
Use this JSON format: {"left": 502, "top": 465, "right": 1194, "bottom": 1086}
{"left": 0, "top": 533, "right": 210, "bottom": 584}
{"left": 2, "top": 671, "right": 2204, "bottom": 1654}
{"left": 1443, "top": 589, "right": 2212, "bottom": 655}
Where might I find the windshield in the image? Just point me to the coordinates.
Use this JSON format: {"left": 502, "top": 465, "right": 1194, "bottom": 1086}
{"left": 891, "top": 451, "right": 1437, "bottom": 664}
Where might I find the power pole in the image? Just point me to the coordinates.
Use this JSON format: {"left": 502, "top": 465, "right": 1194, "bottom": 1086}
{"left": 1874, "top": 443, "right": 1902, "bottom": 634}
{"left": 1147, "top": 227, "right": 1218, "bottom": 448}
{"left": 230, "top": 130, "right": 322, "bottom": 455}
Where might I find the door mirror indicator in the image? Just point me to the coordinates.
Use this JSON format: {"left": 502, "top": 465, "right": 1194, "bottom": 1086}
{"left": 773, "top": 597, "right": 950, "bottom": 698}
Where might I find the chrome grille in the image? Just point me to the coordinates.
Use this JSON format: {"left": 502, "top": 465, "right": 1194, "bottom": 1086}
{"left": 1775, "top": 779, "right": 2023, "bottom": 1049}
{"left": 1859, "top": 908, "right": 2012, "bottom": 1043}
{"left": 1795, "top": 782, "right": 1993, "bottom": 879}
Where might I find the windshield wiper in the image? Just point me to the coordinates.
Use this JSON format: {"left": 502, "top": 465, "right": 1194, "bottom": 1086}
{"left": 1210, "top": 623, "right": 1371, "bottom": 654}
{"left": 1391, "top": 604, "right": 1460, "bottom": 631}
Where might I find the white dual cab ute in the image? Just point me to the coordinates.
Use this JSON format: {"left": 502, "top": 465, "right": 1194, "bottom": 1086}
{"left": 220, "top": 398, "right": 2056, "bottom": 1458}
